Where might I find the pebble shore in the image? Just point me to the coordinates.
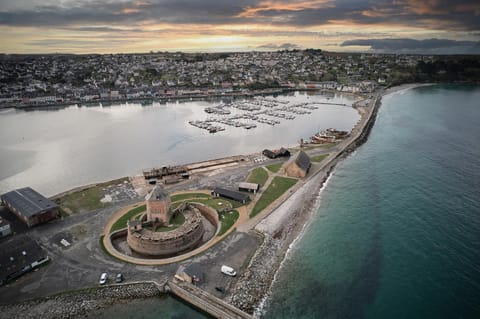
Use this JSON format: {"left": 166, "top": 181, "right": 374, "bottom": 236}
{"left": 0, "top": 283, "right": 160, "bottom": 319}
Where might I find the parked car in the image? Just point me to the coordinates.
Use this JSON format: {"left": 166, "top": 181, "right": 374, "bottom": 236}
{"left": 221, "top": 265, "right": 236, "bottom": 277}
{"left": 99, "top": 272, "right": 108, "bottom": 285}
{"left": 115, "top": 273, "right": 124, "bottom": 283}
{"left": 215, "top": 286, "right": 226, "bottom": 293}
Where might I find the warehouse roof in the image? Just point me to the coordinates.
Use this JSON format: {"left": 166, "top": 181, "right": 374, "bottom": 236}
{"left": 1, "top": 187, "right": 58, "bottom": 218}
{"left": 213, "top": 187, "right": 250, "bottom": 203}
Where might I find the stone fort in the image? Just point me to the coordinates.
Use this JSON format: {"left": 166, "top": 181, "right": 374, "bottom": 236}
{"left": 126, "top": 185, "right": 215, "bottom": 257}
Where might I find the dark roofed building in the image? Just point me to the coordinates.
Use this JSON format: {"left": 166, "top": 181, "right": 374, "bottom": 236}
{"left": 284, "top": 151, "right": 311, "bottom": 178}
{"left": 1, "top": 187, "right": 59, "bottom": 227}
{"left": 212, "top": 187, "right": 250, "bottom": 204}
{"left": 238, "top": 182, "right": 260, "bottom": 194}
{"left": 276, "top": 147, "right": 291, "bottom": 157}
{"left": 0, "top": 234, "right": 49, "bottom": 286}
{"left": 262, "top": 149, "right": 277, "bottom": 159}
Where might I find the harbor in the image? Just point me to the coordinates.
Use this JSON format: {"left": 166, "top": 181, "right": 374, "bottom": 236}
{"left": 189, "top": 96, "right": 349, "bottom": 133}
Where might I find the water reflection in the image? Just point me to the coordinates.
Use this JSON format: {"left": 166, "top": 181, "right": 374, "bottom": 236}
{"left": 0, "top": 92, "right": 359, "bottom": 196}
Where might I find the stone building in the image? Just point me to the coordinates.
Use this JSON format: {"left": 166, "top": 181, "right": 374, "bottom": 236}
{"left": 145, "top": 185, "right": 172, "bottom": 225}
{"left": 284, "top": 151, "right": 311, "bottom": 178}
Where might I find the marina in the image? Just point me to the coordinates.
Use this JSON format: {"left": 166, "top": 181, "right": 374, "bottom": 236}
{"left": 188, "top": 97, "right": 338, "bottom": 133}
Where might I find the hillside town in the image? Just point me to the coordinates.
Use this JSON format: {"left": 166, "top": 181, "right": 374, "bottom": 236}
{"left": 0, "top": 50, "right": 435, "bottom": 107}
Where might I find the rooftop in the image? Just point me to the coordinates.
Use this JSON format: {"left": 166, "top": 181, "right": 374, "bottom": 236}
{"left": 1, "top": 187, "right": 58, "bottom": 218}
{"left": 145, "top": 185, "right": 170, "bottom": 202}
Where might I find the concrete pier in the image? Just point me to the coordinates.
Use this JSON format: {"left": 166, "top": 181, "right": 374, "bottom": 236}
{"left": 166, "top": 280, "right": 254, "bottom": 319}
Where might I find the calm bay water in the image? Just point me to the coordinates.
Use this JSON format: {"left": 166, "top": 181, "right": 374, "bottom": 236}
{"left": 264, "top": 85, "right": 480, "bottom": 319}
{"left": 0, "top": 92, "right": 358, "bottom": 196}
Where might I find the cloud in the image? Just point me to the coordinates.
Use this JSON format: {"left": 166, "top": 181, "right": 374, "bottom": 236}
{"left": 0, "top": 0, "right": 479, "bottom": 31}
{"left": 340, "top": 38, "right": 480, "bottom": 54}
{"left": 257, "top": 43, "right": 301, "bottom": 50}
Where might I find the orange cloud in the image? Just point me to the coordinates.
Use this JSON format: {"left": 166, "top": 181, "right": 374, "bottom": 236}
{"left": 238, "top": 0, "right": 334, "bottom": 18}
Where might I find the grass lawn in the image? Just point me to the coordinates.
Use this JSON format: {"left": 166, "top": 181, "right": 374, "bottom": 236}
{"left": 57, "top": 177, "right": 128, "bottom": 214}
{"left": 311, "top": 153, "right": 329, "bottom": 163}
{"left": 296, "top": 143, "right": 336, "bottom": 151}
{"left": 218, "top": 210, "right": 239, "bottom": 236}
{"left": 250, "top": 176, "right": 298, "bottom": 218}
{"left": 146, "top": 211, "right": 186, "bottom": 232}
{"left": 171, "top": 192, "right": 210, "bottom": 202}
{"left": 110, "top": 204, "right": 146, "bottom": 233}
{"left": 200, "top": 198, "right": 233, "bottom": 210}
{"left": 266, "top": 162, "right": 283, "bottom": 173}
{"left": 247, "top": 167, "right": 269, "bottom": 186}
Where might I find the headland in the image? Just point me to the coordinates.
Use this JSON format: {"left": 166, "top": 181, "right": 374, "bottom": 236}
{"left": 0, "top": 83, "right": 429, "bottom": 318}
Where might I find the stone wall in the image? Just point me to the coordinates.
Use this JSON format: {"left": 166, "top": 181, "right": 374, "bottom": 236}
{"left": 127, "top": 204, "right": 206, "bottom": 256}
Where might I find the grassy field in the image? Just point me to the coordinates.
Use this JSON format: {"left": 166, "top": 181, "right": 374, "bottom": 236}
{"left": 250, "top": 176, "right": 298, "bottom": 218}
{"left": 56, "top": 177, "right": 128, "bottom": 214}
{"left": 170, "top": 192, "right": 210, "bottom": 202}
{"left": 145, "top": 212, "right": 186, "bottom": 232}
{"left": 110, "top": 204, "right": 146, "bottom": 233}
{"left": 218, "top": 210, "right": 239, "bottom": 236}
{"left": 172, "top": 197, "right": 234, "bottom": 211}
{"left": 247, "top": 167, "right": 269, "bottom": 186}
{"left": 294, "top": 143, "right": 336, "bottom": 151}
{"left": 266, "top": 162, "right": 283, "bottom": 173}
{"left": 311, "top": 153, "right": 330, "bottom": 163}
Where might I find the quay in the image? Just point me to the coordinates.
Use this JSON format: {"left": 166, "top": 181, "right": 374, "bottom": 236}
{"left": 166, "top": 280, "right": 254, "bottom": 319}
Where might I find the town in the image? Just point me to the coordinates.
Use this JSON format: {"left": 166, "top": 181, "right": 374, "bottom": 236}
{"left": 0, "top": 50, "right": 440, "bottom": 107}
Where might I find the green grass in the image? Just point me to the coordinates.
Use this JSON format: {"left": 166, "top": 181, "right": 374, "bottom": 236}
{"left": 311, "top": 153, "right": 329, "bottom": 163}
{"left": 170, "top": 193, "right": 210, "bottom": 202}
{"left": 172, "top": 196, "right": 235, "bottom": 211}
{"left": 247, "top": 167, "right": 269, "bottom": 186}
{"left": 57, "top": 177, "right": 128, "bottom": 214}
{"left": 110, "top": 204, "right": 146, "bottom": 233}
{"left": 266, "top": 162, "right": 283, "bottom": 173}
{"left": 218, "top": 210, "right": 239, "bottom": 236}
{"left": 58, "top": 208, "right": 70, "bottom": 218}
{"left": 250, "top": 176, "right": 298, "bottom": 218}
{"left": 145, "top": 212, "right": 186, "bottom": 232}
{"left": 200, "top": 198, "right": 233, "bottom": 210}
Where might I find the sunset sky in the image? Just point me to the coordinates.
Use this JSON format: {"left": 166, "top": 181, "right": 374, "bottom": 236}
{"left": 1, "top": 0, "right": 479, "bottom": 54}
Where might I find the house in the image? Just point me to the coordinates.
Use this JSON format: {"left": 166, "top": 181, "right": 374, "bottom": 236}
{"left": 284, "top": 151, "right": 311, "bottom": 178}
{"left": 1, "top": 188, "right": 59, "bottom": 227}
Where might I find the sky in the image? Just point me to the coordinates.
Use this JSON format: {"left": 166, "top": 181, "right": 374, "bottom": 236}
{"left": 0, "top": 0, "right": 479, "bottom": 54}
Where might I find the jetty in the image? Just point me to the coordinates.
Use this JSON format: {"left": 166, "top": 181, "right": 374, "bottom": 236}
{"left": 166, "top": 280, "right": 254, "bottom": 319}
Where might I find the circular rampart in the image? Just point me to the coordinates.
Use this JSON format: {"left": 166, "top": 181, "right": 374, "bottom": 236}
{"left": 125, "top": 202, "right": 218, "bottom": 257}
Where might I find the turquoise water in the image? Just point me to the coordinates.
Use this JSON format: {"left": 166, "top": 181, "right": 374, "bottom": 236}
{"left": 264, "top": 85, "right": 480, "bottom": 319}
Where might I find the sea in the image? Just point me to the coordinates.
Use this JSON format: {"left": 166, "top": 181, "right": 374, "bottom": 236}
{"left": 263, "top": 84, "right": 480, "bottom": 319}
{"left": 4, "top": 85, "right": 480, "bottom": 318}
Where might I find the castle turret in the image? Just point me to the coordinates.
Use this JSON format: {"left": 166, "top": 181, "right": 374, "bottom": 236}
{"left": 145, "top": 185, "right": 172, "bottom": 225}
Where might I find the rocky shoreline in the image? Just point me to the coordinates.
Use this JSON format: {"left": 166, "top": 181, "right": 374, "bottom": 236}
{"left": 0, "top": 283, "right": 161, "bottom": 319}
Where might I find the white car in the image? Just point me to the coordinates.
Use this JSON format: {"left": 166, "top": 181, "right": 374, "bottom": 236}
{"left": 221, "top": 265, "right": 236, "bottom": 277}
{"left": 99, "top": 272, "right": 108, "bottom": 285}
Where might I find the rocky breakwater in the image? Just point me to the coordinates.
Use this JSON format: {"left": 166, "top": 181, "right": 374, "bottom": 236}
{"left": 228, "top": 234, "right": 282, "bottom": 314}
{"left": 0, "top": 282, "right": 161, "bottom": 319}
